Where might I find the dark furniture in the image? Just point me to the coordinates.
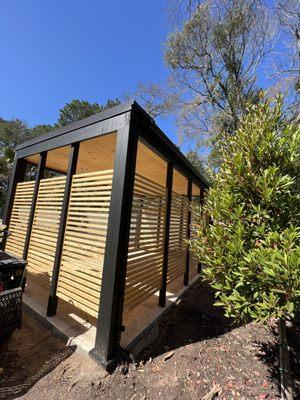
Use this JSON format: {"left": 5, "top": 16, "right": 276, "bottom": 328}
{"left": 0, "top": 251, "right": 26, "bottom": 338}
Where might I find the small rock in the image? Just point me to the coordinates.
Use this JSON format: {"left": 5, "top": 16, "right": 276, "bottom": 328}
{"left": 163, "top": 351, "right": 174, "bottom": 361}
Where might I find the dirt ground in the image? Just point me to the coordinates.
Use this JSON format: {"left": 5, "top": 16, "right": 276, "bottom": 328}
{"left": 0, "top": 280, "right": 300, "bottom": 400}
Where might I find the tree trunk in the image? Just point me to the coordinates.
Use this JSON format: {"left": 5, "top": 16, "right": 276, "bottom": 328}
{"left": 278, "top": 317, "right": 293, "bottom": 400}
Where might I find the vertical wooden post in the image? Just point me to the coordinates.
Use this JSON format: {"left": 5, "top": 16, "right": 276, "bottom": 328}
{"left": 159, "top": 162, "right": 173, "bottom": 307}
{"left": 47, "top": 142, "right": 79, "bottom": 316}
{"left": 198, "top": 186, "right": 205, "bottom": 273}
{"left": 22, "top": 152, "right": 47, "bottom": 260}
{"left": 183, "top": 179, "right": 192, "bottom": 286}
{"left": 89, "top": 118, "right": 138, "bottom": 371}
{"left": 1, "top": 157, "right": 27, "bottom": 250}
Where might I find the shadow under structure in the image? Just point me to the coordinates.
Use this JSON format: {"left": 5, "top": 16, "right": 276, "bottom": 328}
{"left": 1, "top": 101, "right": 209, "bottom": 370}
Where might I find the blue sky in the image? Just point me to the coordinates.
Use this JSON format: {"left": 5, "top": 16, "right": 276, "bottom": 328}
{"left": 0, "top": 0, "right": 280, "bottom": 148}
{"left": 0, "top": 1, "right": 175, "bottom": 134}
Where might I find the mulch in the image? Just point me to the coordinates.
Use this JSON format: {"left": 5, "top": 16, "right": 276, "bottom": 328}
{"left": 1, "top": 279, "right": 300, "bottom": 399}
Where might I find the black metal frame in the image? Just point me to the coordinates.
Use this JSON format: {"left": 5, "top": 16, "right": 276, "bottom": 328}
{"left": 90, "top": 117, "right": 138, "bottom": 370}
{"left": 3, "top": 101, "right": 209, "bottom": 371}
{"left": 47, "top": 142, "right": 79, "bottom": 316}
{"left": 1, "top": 158, "right": 27, "bottom": 250}
{"left": 159, "top": 161, "right": 173, "bottom": 307}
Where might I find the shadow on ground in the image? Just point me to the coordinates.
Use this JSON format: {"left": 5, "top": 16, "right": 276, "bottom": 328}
{"left": 0, "top": 279, "right": 291, "bottom": 400}
{"left": 136, "top": 279, "right": 300, "bottom": 398}
{"left": 0, "top": 311, "right": 74, "bottom": 400}
{"left": 254, "top": 321, "right": 300, "bottom": 399}
{"left": 137, "top": 279, "right": 238, "bottom": 362}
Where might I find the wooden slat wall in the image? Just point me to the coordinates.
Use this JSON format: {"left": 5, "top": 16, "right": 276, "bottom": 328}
{"left": 124, "top": 173, "right": 167, "bottom": 310}
{"left": 167, "top": 192, "right": 189, "bottom": 282}
{"left": 26, "top": 176, "right": 66, "bottom": 289}
{"left": 56, "top": 169, "right": 113, "bottom": 318}
{"left": 5, "top": 181, "right": 35, "bottom": 257}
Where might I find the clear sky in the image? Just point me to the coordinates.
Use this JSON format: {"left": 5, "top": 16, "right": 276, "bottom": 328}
{"left": 0, "top": 0, "right": 280, "bottom": 148}
{"left": 0, "top": 1, "right": 176, "bottom": 135}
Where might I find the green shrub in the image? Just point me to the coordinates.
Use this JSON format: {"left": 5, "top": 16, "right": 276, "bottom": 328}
{"left": 190, "top": 96, "right": 300, "bottom": 323}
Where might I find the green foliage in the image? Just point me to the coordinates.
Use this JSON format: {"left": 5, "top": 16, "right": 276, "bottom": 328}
{"left": 56, "top": 98, "right": 120, "bottom": 127}
{"left": 0, "top": 118, "right": 31, "bottom": 162}
{"left": 186, "top": 150, "right": 212, "bottom": 183}
{"left": 30, "top": 124, "right": 53, "bottom": 138}
{"left": 190, "top": 96, "right": 300, "bottom": 323}
{"left": 186, "top": 150, "right": 205, "bottom": 173}
{"left": 0, "top": 118, "right": 35, "bottom": 207}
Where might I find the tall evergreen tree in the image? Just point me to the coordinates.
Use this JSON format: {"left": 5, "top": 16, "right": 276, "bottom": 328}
{"left": 56, "top": 98, "right": 120, "bottom": 127}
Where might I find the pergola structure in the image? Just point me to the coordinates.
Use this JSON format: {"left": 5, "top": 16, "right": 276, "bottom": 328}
{"left": 2, "top": 101, "right": 209, "bottom": 370}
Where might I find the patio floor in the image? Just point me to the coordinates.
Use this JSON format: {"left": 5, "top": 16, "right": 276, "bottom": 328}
{"left": 23, "top": 270, "right": 200, "bottom": 357}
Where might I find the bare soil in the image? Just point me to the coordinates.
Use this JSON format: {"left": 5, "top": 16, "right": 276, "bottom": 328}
{"left": 1, "top": 280, "right": 300, "bottom": 400}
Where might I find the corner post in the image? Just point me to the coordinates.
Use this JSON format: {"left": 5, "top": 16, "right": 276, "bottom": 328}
{"left": 90, "top": 114, "right": 138, "bottom": 370}
{"left": 47, "top": 142, "right": 79, "bottom": 316}
{"left": 1, "top": 157, "right": 27, "bottom": 250}
{"left": 183, "top": 179, "right": 192, "bottom": 286}
{"left": 159, "top": 162, "right": 173, "bottom": 307}
{"left": 197, "top": 186, "right": 205, "bottom": 273}
{"left": 22, "top": 152, "right": 47, "bottom": 260}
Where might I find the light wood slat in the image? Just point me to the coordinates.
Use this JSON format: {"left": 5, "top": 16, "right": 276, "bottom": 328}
{"left": 62, "top": 232, "right": 107, "bottom": 246}
{"left": 64, "top": 224, "right": 108, "bottom": 235}
{"left": 6, "top": 181, "right": 35, "bottom": 257}
{"left": 67, "top": 210, "right": 110, "bottom": 217}
{"left": 66, "top": 216, "right": 109, "bottom": 224}
{"left": 124, "top": 174, "right": 167, "bottom": 311}
{"left": 167, "top": 191, "right": 189, "bottom": 283}
{"left": 69, "top": 191, "right": 112, "bottom": 197}
{"left": 126, "top": 262, "right": 163, "bottom": 280}
{"left": 59, "top": 270, "right": 101, "bottom": 291}
{"left": 58, "top": 281, "right": 100, "bottom": 304}
{"left": 69, "top": 197, "right": 111, "bottom": 203}
{"left": 72, "top": 168, "right": 114, "bottom": 178}
{"left": 57, "top": 169, "right": 113, "bottom": 317}
{"left": 71, "top": 180, "right": 112, "bottom": 189}
{"left": 57, "top": 292, "right": 98, "bottom": 318}
{"left": 26, "top": 176, "right": 66, "bottom": 289}
{"left": 60, "top": 260, "right": 102, "bottom": 278}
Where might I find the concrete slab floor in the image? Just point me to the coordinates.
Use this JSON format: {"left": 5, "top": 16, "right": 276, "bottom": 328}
{"left": 23, "top": 271, "right": 200, "bottom": 359}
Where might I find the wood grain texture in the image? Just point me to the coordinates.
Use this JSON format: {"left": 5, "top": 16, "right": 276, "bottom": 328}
{"left": 124, "top": 163, "right": 193, "bottom": 310}
{"left": 25, "top": 134, "right": 117, "bottom": 174}
{"left": 26, "top": 176, "right": 66, "bottom": 289}
{"left": 167, "top": 191, "right": 189, "bottom": 283}
{"left": 56, "top": 169, "right": 113, "bottom": 317}
{"left": 124, "top": 173, "right": 167, "bottom": 310}
{"left": 5, "top": 181, "right": 35, "bottom": 256}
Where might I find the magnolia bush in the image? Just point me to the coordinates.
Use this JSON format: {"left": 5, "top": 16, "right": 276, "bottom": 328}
{"left": 190, "top": 97, "right": 300, "bottom": 323}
